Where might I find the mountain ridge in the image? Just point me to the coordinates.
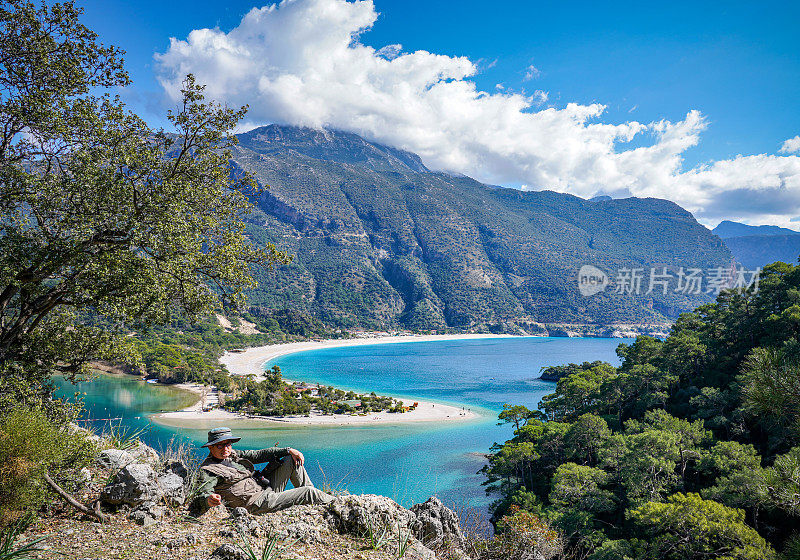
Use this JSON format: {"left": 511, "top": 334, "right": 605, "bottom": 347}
{"left": 232, "top": 125, "right": 733, "bottom": 332}
{"left": 712, "top": 219, "right": 800, "bottom": 238}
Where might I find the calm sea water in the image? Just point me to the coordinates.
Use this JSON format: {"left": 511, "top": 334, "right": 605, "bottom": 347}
{"left": 55, "top": 336, "right": 630, "bottom": 511}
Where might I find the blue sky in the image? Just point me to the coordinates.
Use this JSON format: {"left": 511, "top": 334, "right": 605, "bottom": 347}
{"left": 75, "top": 0, "right": 800, "bottom": 227}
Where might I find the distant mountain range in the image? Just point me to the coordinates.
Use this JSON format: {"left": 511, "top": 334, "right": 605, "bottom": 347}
{"left": 712, "top": 220, "right": 800, "bottom": 239}
{"left": 712, "top": 220, "right": 800, "bottom": 269}
{"left": 231, "top": 125, "right": 733, "bottom": 333}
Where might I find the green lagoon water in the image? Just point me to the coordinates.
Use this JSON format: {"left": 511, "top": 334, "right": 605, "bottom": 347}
{"left": 55, "top": 336, "right": 630, "bottom": 510}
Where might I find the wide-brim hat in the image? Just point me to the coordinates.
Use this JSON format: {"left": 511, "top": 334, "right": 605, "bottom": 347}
{"left": 202, "top": 427, "right": 241, "bottom": 448}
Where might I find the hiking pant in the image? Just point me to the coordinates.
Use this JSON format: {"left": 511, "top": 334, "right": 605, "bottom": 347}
{"left": 249, "top": 456, "right": 334, "bottom": 513}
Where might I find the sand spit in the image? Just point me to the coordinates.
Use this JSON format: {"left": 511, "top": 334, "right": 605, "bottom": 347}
{"left": 152, "top": 334, "right": 514, "bottom": 427}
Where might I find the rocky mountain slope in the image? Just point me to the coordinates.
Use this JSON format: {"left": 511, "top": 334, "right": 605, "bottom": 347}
{"left": 234, "top": 125, "right": 732, "bottom": 331}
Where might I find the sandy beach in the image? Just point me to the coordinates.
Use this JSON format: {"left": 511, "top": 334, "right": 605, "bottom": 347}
{"left": 152, "top": 333, "right": 512, "bottom": 427}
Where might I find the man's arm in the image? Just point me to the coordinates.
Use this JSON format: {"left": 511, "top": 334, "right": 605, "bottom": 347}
{"left": 190, "top": 469, "right": 219, "bottom": 516}
{"left": 239, "top": 446, "right": 290, "bottom": 465}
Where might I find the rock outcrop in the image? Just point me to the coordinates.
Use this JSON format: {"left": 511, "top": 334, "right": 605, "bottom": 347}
{"left": 101, "top": 463, "right": 164, "bottom": 506}
{"left": 411, "top": 497, "right": 467, "bottom": 551}
{"left": 96, "top": 449, "right": 135, "bottom": 470}
{"left": 227, "top": 498, "right": 442, "bottom": 560}
{"left": 322, "top": 494, "right": 467, "bottom": 558}
{"left": 95, "top": 442, "right": 160, "bottom": 469}
{"left": 326, "top": 494, "right": 417, "bottom": 535}
{"left": 129, "top": 501, "right": 167, "bottom": 527}
{"left": 100, "top": 458, "right": 189, "bottom": 522}
{"left": 128, "top": 441, "right": 160, "bottom": 464}
{"left": 92, "top": 450, "right": 469, "bottom": 559}
{"left": 158, "top": 472, "right": 186, "bottom": 506}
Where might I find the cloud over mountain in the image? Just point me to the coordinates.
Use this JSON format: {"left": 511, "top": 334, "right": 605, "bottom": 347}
{"left": 155, "top": 0, "right": 800, "bottom": 228}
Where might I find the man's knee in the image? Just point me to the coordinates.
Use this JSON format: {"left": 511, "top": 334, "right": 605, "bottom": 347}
{"left": 305, "top": 487, "right": 334, "bottom": 505}
{"left": 278, "top": 455, "right": 294, "bottom": 471}
{"left": 280, "top": 456, "right": 302, "bottom": 476}
{"left": 288, "top": 485, "right": 332, "bottom": 505}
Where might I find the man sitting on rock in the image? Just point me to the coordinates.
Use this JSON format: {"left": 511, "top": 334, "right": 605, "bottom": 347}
{"left": 192, "top": 427, "right": 333, "bottom": 515}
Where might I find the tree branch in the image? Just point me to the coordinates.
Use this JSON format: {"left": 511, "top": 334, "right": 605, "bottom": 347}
{"left": 42, "top": 472, "right": 106, "bottom": 523}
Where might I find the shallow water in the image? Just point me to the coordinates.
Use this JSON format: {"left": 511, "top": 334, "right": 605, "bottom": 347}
{"left": 55, "top": 336, "right": 629, "bottom": 510}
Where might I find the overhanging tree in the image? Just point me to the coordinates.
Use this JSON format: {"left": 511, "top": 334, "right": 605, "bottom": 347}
{"left": 0, "top": 0, "right": 288, "bottom": 412}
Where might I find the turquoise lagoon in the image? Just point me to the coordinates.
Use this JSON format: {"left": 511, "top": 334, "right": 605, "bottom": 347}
{"left": 55, "top": 336, "right": 630, "bottom": 510}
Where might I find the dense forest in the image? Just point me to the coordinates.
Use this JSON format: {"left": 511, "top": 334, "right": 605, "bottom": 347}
{"left": 483, "top": 261, "right": 800, "bottom": 559}
{"left": 129, "top": 309, "right": 335, "bottom": 389}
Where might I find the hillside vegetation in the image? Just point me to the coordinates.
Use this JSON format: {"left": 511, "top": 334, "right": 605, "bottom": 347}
{"left": 232, "top": 125, "right": 732, "bottom": 332}
{"left": 484, "top": 261, "right": 800, "bottom": 559}
{"left": 129, "top": 311, "right": 335, "bottom": 389}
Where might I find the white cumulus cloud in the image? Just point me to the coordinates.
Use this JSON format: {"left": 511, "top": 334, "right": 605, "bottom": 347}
{"left": 781, "top": 136, "right": 800, "bottom": 154}
{"left": 155, "top": 0, "right": 800, "bottom": 229}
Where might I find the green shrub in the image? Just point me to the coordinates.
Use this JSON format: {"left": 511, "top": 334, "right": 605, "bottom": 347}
{"left": 0, "top": 408, "right": 97, "bottom": 525}
{"left": 477, "top": 506, "right": 563, "bottom": 560}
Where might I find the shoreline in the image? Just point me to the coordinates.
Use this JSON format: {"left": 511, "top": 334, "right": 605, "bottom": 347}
{"left": 152, "top": 333, "right": 513, "bottom": 427}
{"left": 220, "top": 332, "right": 519, "bottom": 379}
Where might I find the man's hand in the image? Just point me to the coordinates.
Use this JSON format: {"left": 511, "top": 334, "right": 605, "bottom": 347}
{"left": 207, "top": 493, "right": 222, "bottom": 508}
{"left": 287, "top": 447, "right": 305, "bottom": 466}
